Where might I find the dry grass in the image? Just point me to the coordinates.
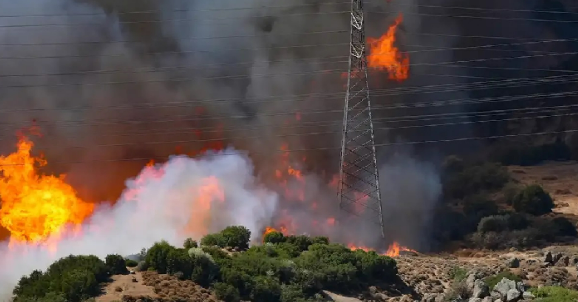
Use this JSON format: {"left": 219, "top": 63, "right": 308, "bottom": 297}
{"left": 97, "top": 271, "right": 219, "bottom": 302}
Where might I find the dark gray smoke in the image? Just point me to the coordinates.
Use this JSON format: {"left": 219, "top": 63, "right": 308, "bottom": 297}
{"left": 0, "top": 0, "right": 576, "bottom": 256}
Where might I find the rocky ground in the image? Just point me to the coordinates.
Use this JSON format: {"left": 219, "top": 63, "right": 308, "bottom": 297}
{"left": 96, "top": 245, "right": 578, "bottom": 302}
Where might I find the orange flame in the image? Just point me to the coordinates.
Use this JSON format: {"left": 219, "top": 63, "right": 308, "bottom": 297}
{"left": 0, "top": 135, "right": 94, "bottom": 244}
{"left": 348, "top": 241, "right": 416, "bottom": 257}
{"left": 367, "top": 14, "right": 409, "bottom": 81}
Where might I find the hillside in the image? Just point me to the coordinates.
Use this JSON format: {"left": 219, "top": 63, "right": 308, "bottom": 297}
{"left": 10, "top": 160, "right": 578, "bottom": 302}
{"left": 508, "top": 161, "right": 578, "bottom": 216}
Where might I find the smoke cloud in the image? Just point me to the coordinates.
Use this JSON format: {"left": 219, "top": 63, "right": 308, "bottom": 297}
{"left": 2, "top": 0, "right": 576, "bottom": 297}
{"left": 0, "top": 150, "right": 279, "bottom": 298}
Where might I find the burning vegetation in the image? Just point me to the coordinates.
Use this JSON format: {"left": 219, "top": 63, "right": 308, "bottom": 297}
{"left": 0, "top": 11, "right": 415, "bottom": 302}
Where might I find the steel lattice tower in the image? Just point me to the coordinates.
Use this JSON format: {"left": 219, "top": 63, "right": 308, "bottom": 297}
{"left": 338, "top": 0, "right": 385, "bottom": 237}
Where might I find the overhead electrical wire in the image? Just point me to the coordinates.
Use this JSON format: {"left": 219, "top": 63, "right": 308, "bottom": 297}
{"left": 0, "top": 128, "right": 576, "bottom": 167}
{"left": 2, "top": 51, "right": 578, "bottom": 89}
{"left": 4, "top": 6, "right": 578, "bottom": 28}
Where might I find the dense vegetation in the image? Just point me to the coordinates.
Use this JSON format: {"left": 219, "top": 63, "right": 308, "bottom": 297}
{"left": 433, "top": 155, "right": 577, "bottom": 250}
{"left": 12, "top": 226, "right": 398, "bottom": 302}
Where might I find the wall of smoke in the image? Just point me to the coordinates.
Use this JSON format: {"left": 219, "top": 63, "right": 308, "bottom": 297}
{"left": 0, "top": 0, "right": 576, "bottom": 248}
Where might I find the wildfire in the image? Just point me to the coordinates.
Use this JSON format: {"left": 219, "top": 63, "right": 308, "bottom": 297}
{"left": 0, "top": 135, "right": 94, "bottom": 244}
{"left": 367, "top": 14, "right": 409, "bottom": 81}
{"left": 348, "top": 241, "right": 416, "bottom": 257}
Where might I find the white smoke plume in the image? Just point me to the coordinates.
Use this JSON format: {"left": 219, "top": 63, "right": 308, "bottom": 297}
{"left": 0, "top": 150, "right": 278, "bottom": 299}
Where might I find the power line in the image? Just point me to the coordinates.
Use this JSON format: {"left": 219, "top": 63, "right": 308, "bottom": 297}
{"left": 0, "top": 71, "right": 576, "bottom": 114}
{"left": 2, "top": 51, "right": 578, "bottom": 89}
{"left": 376, "top": 11, "right": 578, "bottom": 23}
{"left": 0, "top": 76, "right": 574, "bottom": 123}
{"left": 378, "top": 2, "right": 578, "bottom": 15}
{"left": 0, "top": 1, "right": 352, "bottom": 18}
{"left": 1, "top": 129, "right": 576, "bottom": 167}
{"left": 9, "top": 110, "right": 575, "bottom": 141}
{"left": 0, "top": 91, "right": 576, "bottom": 132}
{"left": 0, "top": 103, "right": 571, "bottom": 140}
{"left": 0, "top": 11, "right": 352, "bottom": 28}
{"left": 1, "top": 36, "right": 576, "bottom": 75}
{"left": 2, "top": 1, "right": 577, "bottom": 20}
{"left": 4, "top": 5, "right": 578, "bottom": 28}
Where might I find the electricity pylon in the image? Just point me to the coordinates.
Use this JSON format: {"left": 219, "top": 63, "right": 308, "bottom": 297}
{"left": 338, "top": 0, "right": 385, "bottom": 238}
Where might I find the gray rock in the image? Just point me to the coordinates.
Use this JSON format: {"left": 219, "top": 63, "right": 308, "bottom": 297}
{"left": 374, "top": 292, "right": 388, "bottom": 300}
{"left": 473, "top": 280, "right": 490, "bottom": 298}
{"left": 559, "top": 255, "right": 570, "bottom": 266}
{"left": 522, "top": 291, "right": 535, "bottom": 300}
{"left": 508, "top": 258, "right": 521, "bottom": 268}
{"left": 516, "top": 282, "right": 525, "bottom": 293}
{"left": 466, "top": 273, "right": 478, "bottom": 290}
{"left": 506, "top": 289, "right": 521, "bottom": 301}
{"left": 469, "top": 298, "right": 482, "bottom": 302}
{"left": 553, "top": 252, "right": 563, "bottom": 263}
{"left": 493, "top": 278, "right": 518, "bottom": 297}
{"left": 481, "top": 297, "right": 493, "bottom": 302}
{"left": 543, "top": 251, "right": 553, "bottom": 263}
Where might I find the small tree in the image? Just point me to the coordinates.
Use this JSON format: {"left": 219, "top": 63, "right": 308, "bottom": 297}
{"left": 221, "top": 226, "right": 251, "bottom": 250}
{"left": 105, "top": 254, "right": 129, "bottom": 275}
{"left": 145, "top": 241, "right": 175, "bottom": 273}
{"left": 263, "top": 231, "right": 285, "bottom": 244}
{"left": 201, "top": 233, "right": 226, "bottom": 248}
{"left": 512, "top": 185, "right": 554, "bottom": 215}
{"left": 183, "top": 238, "right": 198, "bottom": 249}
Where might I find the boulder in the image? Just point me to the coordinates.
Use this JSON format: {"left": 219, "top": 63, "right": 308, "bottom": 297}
{"left": 506, "top": 288, "right": 521, "bottom": 301}
{"left": 508, "top": 258, "right": 520, "bottom": 268}
{"left": 473, "top": 280, "right": 490, "bottom": 298}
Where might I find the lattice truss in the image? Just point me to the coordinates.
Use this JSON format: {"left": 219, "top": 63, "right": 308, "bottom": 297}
{"left": 338, "top": 0, "right": 385, "bottom": 236}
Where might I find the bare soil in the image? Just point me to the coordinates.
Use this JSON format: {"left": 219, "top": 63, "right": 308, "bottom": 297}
{"left": 508, "top": 161, "right": 578, "bottom": 215}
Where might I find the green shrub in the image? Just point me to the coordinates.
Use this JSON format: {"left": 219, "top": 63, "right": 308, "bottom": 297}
{"left": 531, "top": 286, "right": 578, "bottom": 302}
{"left": 183, "top": 238, "right": 198, "bottom": 249}
{"left": 105, "top": 254, "right": 129, "bottom": 275}
{"left": 189, "top": 248, "right": 219, "bottom": 286}
{"left": 13, "top": 255, "right": 108, "bottom": 302}
{"left": 251, "top": 276, "right": 282, "bottom": 302}
{"left": 478, "top": 215, "right": 509, "bottom": 233}
{"left": 201, "top": 233, "right": 226, "bottom": 248}
{"left": 285, "top": 235, "right": 315, "bottom": 252}
{"left": 512, "top": 185, "right": 554, "bottom": 215}
{"left": 448, "top": 266, "right": 468, "bottom": 281}
{"left": 135, "top": 261, "right": 148, "bottom": 272}
{"left": 264, "top": 231, "right": 285, "bottom": 244}
{"left": 125, "top": 259, "right": 138, "bottom": 268}
{"left": 551, "top": 217, "right": 578, "bottom": 237}
{"left": 145, "top": 241, "right": 176, "bottom": 273}
{"left": 220, "top": 226, "right": 251, "bottom": 250}
{"left": 214, "top": 282, "right": 241, "bottom": 302}
{"left": 484, "top": 271, "right": 521, "bottom": 289}
{"left": 166, "top": 248, "right": 193, "bottom": 278}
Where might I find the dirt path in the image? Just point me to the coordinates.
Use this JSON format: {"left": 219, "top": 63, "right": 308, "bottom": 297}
{"left": 97, "top": 271, "right": 157, "bottom": 302}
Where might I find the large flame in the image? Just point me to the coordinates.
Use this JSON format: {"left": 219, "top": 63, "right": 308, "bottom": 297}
{"left": 0, "top": 135, "right": 94, "bottom": 244}
{"left": 367, "top": 14, "right": 409, "bottom": 81}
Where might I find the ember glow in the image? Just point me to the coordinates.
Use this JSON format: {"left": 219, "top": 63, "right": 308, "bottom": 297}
{"left": 367, "top": 14, "right": 410, "bottom": 81}
{"left": 0, "top": 135, "right": 94, "bottom": 244}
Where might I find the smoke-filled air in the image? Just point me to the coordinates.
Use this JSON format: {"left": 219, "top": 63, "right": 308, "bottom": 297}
{"left": 2, "top": 0, "right": 575, "bottom": 298}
